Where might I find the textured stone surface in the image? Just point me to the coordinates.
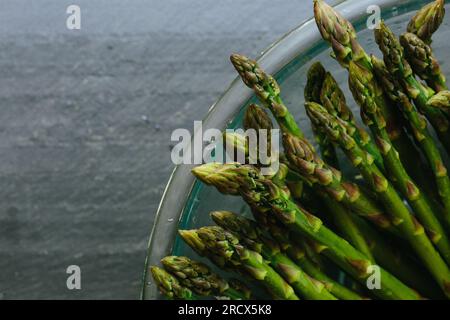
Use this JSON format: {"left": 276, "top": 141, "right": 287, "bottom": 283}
{"left": 0, "top": 0, "right": 315, "bottom": 299}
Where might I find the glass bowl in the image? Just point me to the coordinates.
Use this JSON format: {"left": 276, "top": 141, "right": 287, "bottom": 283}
{"left": 142, "top": 0, "right": 447, "bottom": 299}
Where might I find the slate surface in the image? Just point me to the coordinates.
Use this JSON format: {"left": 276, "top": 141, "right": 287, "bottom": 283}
{"left": 0, "top": 0, "right": 318, "bottom": 299}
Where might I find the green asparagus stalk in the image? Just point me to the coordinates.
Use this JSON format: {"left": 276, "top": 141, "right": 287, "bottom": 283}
{"left": 305, "top": 101, "right": 450, "bottom": 296}
{"left": 191, "top": 226, "right": 300, "bottom": 300}
{"left": 319, "top": 193, "right": 375, "bottom": 261}
{"left": 407, "top": 0, "right": 445, "bottom": 44}
{"left": 346, "top": 60, "right": 450, "bottom": 258}
{"left": 230, "top": 54, "right": 303, "bottom": 138}
{"left": 282, "top": 132, "right": 442, "bottom": 294}
{"left": 263, "top": 218, "right": 366, "bottom": 300}
{"left": 161, "top": 256, "right": 251, "bottom": 300}
{"left": 305, "top": 64, "right": 386, "bottom": 209}
{"left": 179, "top": 229, "right": 285, "bottom": 299}
{"left": 374, "top": 21, "right": 450, "bottom": 152}
{"left": 311, "top": 125, "right": 338, "bottom": 168}
{"left": 305, "top": 62, "right": 339, "bottom": 167}
{"left": 319, "top": 65, "right": 385, "bottom": 171}
{"left": 372, "top": 55, "right": 450, "bottom": 231}
{"left": 350, "top": 215, "right": 445, "bottom": 299}
{"left": 210, "top": 211, "right": 337, "bottom": 300}
{"left": 305, "top": 62, "right": 372, "bottom": 170}
{"left": 192, "top": 163, "right": 422, "bottom": 300}
{"left": 237, "top": 143, "right": 377, "bottom": 270}
{"left": 314, "top": 0, "right": 429, "bottom": 189}
{"left": 282, "top": 134, "right": 396, "bottom": 234}
{"left": 150, "top": 266, "right": 196, "bottom": 300}
{"left": 296, "top": 214, "right": 443, "bottom": 298}
{"left": 400, "top": 32, "right": 447, "bottom": 92}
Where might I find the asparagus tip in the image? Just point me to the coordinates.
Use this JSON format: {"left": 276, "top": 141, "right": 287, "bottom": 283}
{"left": 150, "top": 266, "right": 193, "bottom": 300}
{"left": 305, "top": 61, "right": 326, "bottom": 103}
{"left": 192, "top": 163, "right": 222, "bottom": 181}
{"left": 243, "top": 103, "right": 273, "bottom": 131}
{"left": 407, "top": 0, "right": 445, "bottom": 43}
{"left": 178, "top": 229, "right": 206, "bottom": 254}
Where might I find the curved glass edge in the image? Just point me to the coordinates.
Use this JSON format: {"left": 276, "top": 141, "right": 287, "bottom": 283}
{"left": 141, "top": 0, "right": 424, "bottom": 299}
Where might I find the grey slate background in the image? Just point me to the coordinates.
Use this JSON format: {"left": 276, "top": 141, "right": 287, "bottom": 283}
{"left": 0, "top": 0, "right": 325, "bottom": 299}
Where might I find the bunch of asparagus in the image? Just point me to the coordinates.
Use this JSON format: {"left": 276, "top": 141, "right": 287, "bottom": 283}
{"left": 151, "top": 0, "right": 450, "bottom": 300}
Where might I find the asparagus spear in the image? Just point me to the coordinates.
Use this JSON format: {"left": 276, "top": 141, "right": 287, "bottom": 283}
{"left": 318, "top": 192, "right": 375, "bottom": 261}
{"left": 311, "top": 103, "right": 340, "bottom": 168}
{"left": 305, "top": 101, "right": 450, "bottom": 296}
{"left": 407, "top": 0, "right": 445, "bottom": 44}
{"left": 241, "top": 103, "right": 279, "bottom": 168}
{"left": 150, "top": 266, "right": 195, "bottom": 300}
{"left": 210, "top": 211, "right": 337, "bottom": 300}
{"left": 313, "top": 0, "right": 368, "bottom": 68}
{"left": 190, "top": 226, "right": 300, "bottom": 300}
{"left": 192, "top": 163, "right": 422, "bottom": 300}
{"left": 288, "top": 161, "right": 376, "bottom": 261}
{"left": 372, "top": 55, "right": 450, "bottom": 231}
{"left": 305, "top": 62, "right": 379, "bottom": 170}
{"left": 243, "top": 103, "right": 274, "bottom": 134}
{"left": 319, "top": 64, "right": 385, "bottom": 171}
{"left": 164, "top": 257, "right": 248, "bottom": 299}
{"left": 282, "top": 133, "right": 396, "bottom": 234}
{"left": 305, "top": 62, "right": 339, "bottom": 167}
{"left": 178, "top": 229, "right": 235, "bottom": 270}
{"left": 242, "top": 104, "right": 311, "bottom": 203}
{"left": 374, "top": 21, "right": 450, "bottom": 152}
{"left": 236, "top": 107, "right": 343, "bottom": 240}
{"left": 320, "top": 72, "right": 352, "bottom": 121}
{"left": 262, "top": 217, "right": 366, "bottom": 300}
{"left": 346, "top": 60, "right": 450, "bottom": 254}
{"left": 349, "top": 215, "right": 445, "bottom": 299}
{"left": 179, "top": 227, "right": 274, "bottom": 299}
{"left": 285, "top": 135, "right": 397, "bottom": 250}
{"left": 427, "top": 90, "right": 450, "bottom": 115}
{"left": 313, "top": 0, "right": 428, "bottom": 188}
{"left": 242, "top": 104, "right": 274, "bottom": 158}
{"left": 400, "top": 32, "right": 447, "bottom": 92}
{"left": 282, "top": 132, "right": 442, "bottom": 294}
{"left": 230, "top": 54, "right": 303, "bottom": 138}
{"left": 240, "top": 142, "right": 376, "bottom": 263}
{"left": 161, "top": 256, "right": 251, "bottom": 300}
{"left": 305, "top": 61, "right": 326, "bottom": 103}
{"left": 428, "top": 92, "right": 450, "bottom": 127}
